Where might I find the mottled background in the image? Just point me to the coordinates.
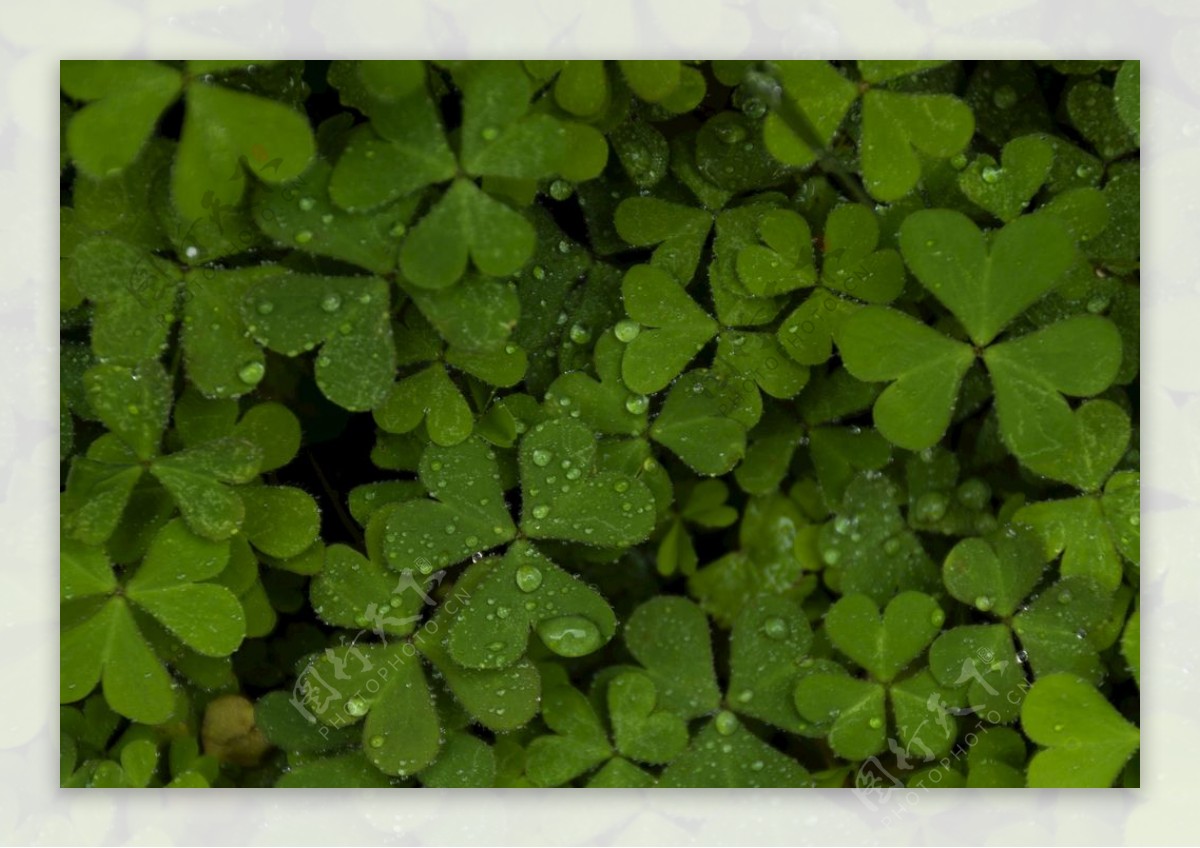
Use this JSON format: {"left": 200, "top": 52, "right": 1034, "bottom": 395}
{"left": 8, "top": 0, "right": 1190, "bottom": 843}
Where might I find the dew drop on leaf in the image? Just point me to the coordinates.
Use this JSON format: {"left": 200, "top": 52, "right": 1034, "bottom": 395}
{"left": 536, "top": 615, "right": 602, "bottom": 657}
{"left": 614, "top": 319, "right": 642, "bottom": 342}
{"left": 762, "top": 617, "right": 788, "bottom": 640}
{"left": 715, "top": 710, "right": 738, "bottom": 736}
{"left": 625, "top": 395, "right": 649, "bottom": 415}
{"left": 515, "top": 564, "right": 543, "bottom": 593}
{"left": 238, "top": 362, "right": 265, "bottom": 385}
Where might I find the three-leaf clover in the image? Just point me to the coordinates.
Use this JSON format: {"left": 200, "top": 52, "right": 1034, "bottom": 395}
{"left": 837, "top": 209, "right": 1125, "bottom": 470}
{"left": 61, "top": 520, "right": 246, "bottom": 724}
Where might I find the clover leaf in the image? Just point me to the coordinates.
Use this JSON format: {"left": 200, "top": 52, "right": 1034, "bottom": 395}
{"left": 825, "top": 592, "right": 944, "bottom": 683}
{"left": 381, "top": 437, "right": 516, "bottom": 574}
{"left": 958, "top": 134, "right": 1054, "bottom": 222}
{"left": 650, "top": 369, "right": 762, "bottom": 476}
{"left": 816, "top": 472, "right": 938, "bottom": 605}
{"left": 62, "top": 362, "right": 263, "bottom": 544}
{"left": 619, "top": 264, "right": 718, "bottom": 394}
{"left": 243, "top": 272, "right": 395, "bottom": 412}
{"left": 61, "top": 61, "right": 183, "bottom": 178}
{"left": 839, "top": 210, "right": 1123, "bottom": 459}
{"left": 1022, "top": 673, "right": 1139, "bottom": 787}
{"left": 447, "top": 541, "right": 617, "bottom": 668}
{"left": 62, "top": 520, "right": 246, "bottom": 724}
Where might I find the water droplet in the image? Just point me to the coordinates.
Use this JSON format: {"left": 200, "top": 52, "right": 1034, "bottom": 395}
{"left": 321, "top": 293, "right": 342, "bottom": 312}
{"left": 482, "top": 126, "right": 499, "bottom": 141}
{"left": 369, "top": 735, "right": 385, "bottom": 748}
{"left": 321, "top": 213, "right": 334, "bottom": 224}
{"left": 975, "top": 595, "right": 993, "bottom": 612}
{"left": 715, "top": 711, "right": 738, "bottom": 736}
{"left": 868, "top": 716, "right": 883, "bottom": 730}
{"left": 298, "top": 196, "right": 316, "bottom": 211}
{"left": 390, "top": 222, "right": 407, "bottom": 238}
{"left": 257, "top": 301, "right": 275, "bottom": 315}
{"left": 950, "top": 152, "right": 969, "bottom": 170}
{"left": 346, "top": 696, "right": 368, "bottom": 717}
{"left": 557, "top": 240, "right": 570, "bottom": 254}
{"left": 549, "top": 179, "right": 573, "bottom": 201}
{"left": 532, "top": 266, "right": 545, "bottom": 280}
{"left": 515, "top": 564, "right": 543, "bottom": 593}
{"left": 930, "top": 609, "right": 945, "bottom": 627}
{"left": 625, "top": 395, "right": 649, "bottom": 415}
{"left": 822, "top": 547, "right": 841, "bottom": 566}
{"left": 536, "top": 615, "right": 602, "bottom": 657}
{"left": 614, "top": 319, "right": 641, "bottom": 342}
{"left": 238, "top": 361, "right": 265, "bottom": 384}
{"left": 762, "top": 617, "right": 788, "bottom": 640}
{"left": 184, "top": 245, "right": 199, "bottom": 260}
{"left": 532, "top": 449, "right": 552, "bottom": 467}
{"left": 883, "top": 536, "right": 902, "bottom": 556}
{"left": 981, "top": 166, "right": 1002, "bottom": 184}
{"left": 992, "top": 84, "right": 1018, "bottom": 110}
{"left": 956, "top": 478, "right": 991, "bottom": 511}
{"left": 741, "top": 97, "right": 766, "bottom": 119}
{"left": 737, "top": 689, "right": 754, "bottom": 703}
{"left": 915, "top": 492, "right": 949, "bottom": 523}
{"left": 1057, "top": 590, "right": 1073, "bottom": 604}
{"left": 532, "top": 504, "right": 551, "bottom": 519}
{"left": 569, "top": 323, "right": 590, "bottom": 345}
{"left": 295, "top": 230, "right": 314, "bottom": 244}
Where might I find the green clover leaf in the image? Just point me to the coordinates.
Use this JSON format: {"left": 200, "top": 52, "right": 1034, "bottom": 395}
{"left": 614, "top": 197, "right": 713, "bottom": 285}
{"left": 816, "top": 472, "right": 938, "bottom": 604}
{"left": 62, "top": 520, "right": 246, "bottom": 725}
{"left": 835, "top": 306, "right": 974, "bottom": 450}
{"left": 399, "top": 179, "right": 536, "bottom": 289}
{"left": 61, "top": 61, "right": 184, "bottom": 178}
{"left": 860, "top": 88, "right": 975, "bottom": 202}
{"left": 624, "top": 597, "right": 722, "bottom": 720}
{"left": 899, "top": 208, "right": 1075, "bottom": 347}
{"left": 381, "top": 437, "right": 516, "bottom": 574}
{"left": 174, "top": 79, "right": 315, "bottom": 227}
{"left": 447, "top": 541, "right": 617, "bottom": 668}
{"left": 253, "top": 160, "right": 420, "bottom": 274}
{"left": 942, "top": 525, "right": 1047, "bottom": 619}
{"left": 958, "top": 134, "right": 1055, "bottom": 222}
{"left": 243, "top": 272, "right": 395, "bottom": 412}
{"left": 607, "top": 670, "right": 690, "bottom": 765}
{"left": 650, "top": 369, "right": 763, "bottom": 476}
{"left": 824, "top": 591, "right": 944, "bottom": 683}
{"left": 519, "top": 418, "right": 656, "bottom": 547}
{"left": 617, "top": 264, "right": 717, "bottom": 394}
{"left": 1022, "top": 673, "right": 1139, "bottom": 787}
{"left": 523, "top": 665, "right": 612, "bottom": 787}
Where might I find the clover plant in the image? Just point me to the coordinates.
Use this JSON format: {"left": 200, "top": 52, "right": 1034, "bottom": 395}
{"left": 60, "top": 59, "right": 1139, "bottom": 789}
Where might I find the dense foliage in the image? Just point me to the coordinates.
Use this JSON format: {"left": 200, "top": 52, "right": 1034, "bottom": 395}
{"left": 59, "top": 59, "right": 1139, "bottom": 789}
